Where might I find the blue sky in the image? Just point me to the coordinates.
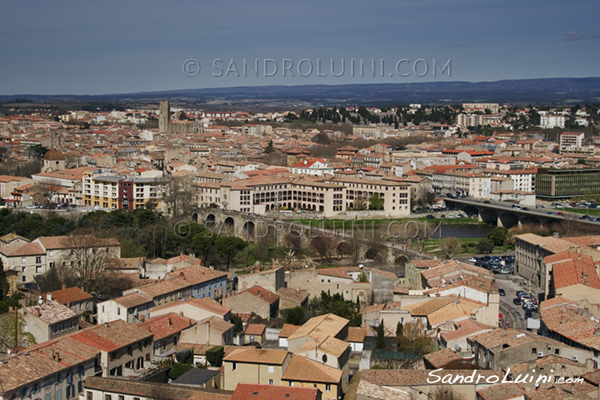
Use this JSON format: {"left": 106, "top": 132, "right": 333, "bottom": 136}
{"left": 1, "top": 0, "right": 599, "bottom": 95}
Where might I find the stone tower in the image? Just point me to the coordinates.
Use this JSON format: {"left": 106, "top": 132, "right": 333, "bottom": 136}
{"left": 159, "top": 100, "right": 170, "bottom": 133}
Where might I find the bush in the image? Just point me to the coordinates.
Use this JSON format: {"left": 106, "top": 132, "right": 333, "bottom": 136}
{"left": 476, "top": 238, "right": 494, "bottom": 254}
{"left": 175, "top": 348, "right": 193, "bottom": 364}
{"left": 168, "top": 363, "right": 193, "bottom": 380}
{"left": 206, "top": 346, "right": 224, "bottom": 367}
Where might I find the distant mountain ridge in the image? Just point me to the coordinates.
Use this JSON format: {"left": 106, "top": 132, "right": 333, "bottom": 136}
{"left": 2, "top": 77, "right": 600, "bottom": 106}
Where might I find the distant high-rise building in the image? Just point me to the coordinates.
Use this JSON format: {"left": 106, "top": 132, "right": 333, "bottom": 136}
{"left": 159, "top": 100, "right": 170, "bottom": 133}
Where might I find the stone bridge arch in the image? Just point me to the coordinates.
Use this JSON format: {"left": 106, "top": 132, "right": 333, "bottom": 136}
{"left": 479, "top": 208, "right": 498, "bottom": 225}
{"left": 498, "top": 212, "right": 519, "bottom": 228}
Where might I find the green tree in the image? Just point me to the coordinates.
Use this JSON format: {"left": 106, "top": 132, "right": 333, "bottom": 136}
{"left": 231, "top": 314, "right": 244, "bottom": 337}
{"left": 0, "top": 260, "right": 9, "bottom": 300}
{"left": 376, "top": 320, "right": 385, "bottom": 349}
{"left": 476, "top": 238, "right": 495, "bottom": 254}
{"left": 281, "top": 306, "right": 305, "bottom": 326}
{"left": 206, "top": 346, "right": 224, "bottom": 367}
{"left": 168, "top": 363, "right": 193, "bottom": 380}
{"left": 487, "top": 227, "right": 508, "bottom": 246}
{"left": 396, "top": 322, "right": 403, "bottom": 337}
{"left": 215, "top": 236, "right": 246, "bottom": 268}
{"left": 368, "top": 193, "right": 384, "bottom": 210}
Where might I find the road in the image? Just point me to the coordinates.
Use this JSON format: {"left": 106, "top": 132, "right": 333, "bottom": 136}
{"left": 445, "top": 197, "right": 600, "bottom": 225}
{"left": 495, "top": 275, "right": 541, "bottom": 331}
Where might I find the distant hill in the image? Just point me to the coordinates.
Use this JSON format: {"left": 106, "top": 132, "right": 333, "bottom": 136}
{"left": 2, "top": 77, "right": 600, "bottom": 107}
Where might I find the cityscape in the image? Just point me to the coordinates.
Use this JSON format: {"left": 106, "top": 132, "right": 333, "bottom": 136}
{"left": 2, "top": 1, "right": 600, "bottom": 400}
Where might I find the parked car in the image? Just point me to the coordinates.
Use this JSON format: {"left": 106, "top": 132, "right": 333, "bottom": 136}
{"left": 512, "top": 204, "right": 520, "bottom": 208}
{"left": 524, "top": 310, "right": 533, "bottom": 319}
{"left": 522, "top": 207, "right": 530, "bottom": 211}
{"left": 557, "top": 211, "right": 564, "bottom": 215}
{"left": 513, "top": 298, "right": 521, "bottom": 305}
{"left": 499, "top": 288, "right": 506, "bottom": 296}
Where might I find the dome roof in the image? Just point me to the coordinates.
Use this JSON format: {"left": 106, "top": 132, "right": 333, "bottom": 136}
{"left": 44, "top": 149, "right": 66, "bottom": 161}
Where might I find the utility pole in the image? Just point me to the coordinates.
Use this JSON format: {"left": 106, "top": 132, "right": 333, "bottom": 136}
{"left": 14, "top": 307, "right": 18, "bottom": 355}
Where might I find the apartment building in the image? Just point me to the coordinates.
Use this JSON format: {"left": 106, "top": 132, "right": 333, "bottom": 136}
{"left": 82, "top": 172, "right": 166, "bottom": 210}
{"left": 0, "top": 336, "right": 101, "bottom": 400}
{"left": 540, "top": 114, "right": 566, "bottom": 129}
{"left": 70, "top": 320, "right": 153, "bottom": 377}
{"left": 21, "top": 299, "right": 80, "bottom": 343}
{"left": 223, "top": 348, "right": 291, "bottom": 391}
{"left": 0, "top": 235, "right": 121, "bottom": 285}
{"left": 536, "top": 167, "right": 600, "bottom": 199}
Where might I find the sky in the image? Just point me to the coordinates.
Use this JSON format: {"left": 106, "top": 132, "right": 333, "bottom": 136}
{"left": 1, "top": 0, "right": 599, "bottom": 95}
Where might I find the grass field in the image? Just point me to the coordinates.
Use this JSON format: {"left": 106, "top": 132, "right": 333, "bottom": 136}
{"left": 561, "top": 208, "right": 600, "bottom": 216}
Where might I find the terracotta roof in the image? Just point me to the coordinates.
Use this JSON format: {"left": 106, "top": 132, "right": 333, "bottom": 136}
{"left": 477, "top": 383, "right": 527, "bottom": 400}
{"left": 239, "top": 286, "right": 279, "bottom": 305}
{"left": 22, "top": 300, "right": 78, "bottom": 324}
{"left": 197, "top": 316, "right": 234, "bottom": 334}
{"left": 281, "top": 355, "right": 342, "bottom": 384}
{"left": 84, "top": 377, "right": 232, "bottom": 400}
{"left": 287, "top": 313, "right": 349, "bottom": 342}
{"left": 137, "top": 313, "right": 195, "bottom": 340}
{"left": 232, "top": 383, "right": 318, "bottom": 400}
{"left": 244, "top": 324, "right": 266, "bottom": 336}
{"left": 0, "top": 241, "right": 45, "bottom": 257}
{"left": 152, "top": 297, "right": 231, "bottom": 317}
{"left": 279, "top": 324, "right": 300, "bottom": 339}
{"left": 223, "top": 348, "right": 289, "bottom": 365}
{"left": 423, "top": 348, "right": 463, "bottom": 368}
{"left": 47, "top": 286, "right": 93, "bottom": 305}
{"left": 71, "top": 319, "right": 153, "bottom": 352}
{"left": 112, "top": 292, "right": 154, "bottom": 309}
{"left": 347, "top": 326, "right": 367, "bottom": 343}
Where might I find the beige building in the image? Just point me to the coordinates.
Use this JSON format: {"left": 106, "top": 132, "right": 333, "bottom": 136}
{"left": 45, "top": 285, "right": 94, "bottom": 316}
{"left": 281, "top": 355, "right": 343, "bottom": 400}
{"left": 21, "top": 299, "right": 80, "bottom": 343}
{"left": 70, "top": 319, "right": 154, "bottom": 377}
{"left": 223, "top": 348, "right": 291, "bottom": 391}
{"left": 150, "top": 297, "right": 232, "bottom": 322}
{"left": 236, "top": 266, "right": 285, "bottom": 293}
{"left": 98, "top": 292, "right": 155, "bottom": 325}
{"left": 179, "top": 316, "right": 234, "bottom": 346}
{"left": 225, "top": 286, "right": 279, "bottom": 320}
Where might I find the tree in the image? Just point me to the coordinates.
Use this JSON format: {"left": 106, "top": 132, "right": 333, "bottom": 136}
{"left": 63, "top": 234, "right": 120, "bottom": 294}
{"left": 396, "top": 322, "right": 403, "bottom": 337}
{"left": 206, "top": 346, "right": 224, "bottom": 367}
{"left": 0, "top": 260, "right": 9, "bottom": 300}
{"left": 376, "top": 320, "right": 385, "bottom": 349}
{"left": 281, "top": 306, "right": 305, "bottom": 326}
{"left": 215, "top": 236, "right": 246, "bottom": 269}
{"left": 34, "top": 266, "right": 63, "bottom": 293}
{"left": 487, "top": 227, "right": 508, "bottom": 246}
{"left": 439, "top": 238, "right": 460, "bottom": 259}
{"left": 396, "top": 320, "right": 436, "bottom": 355}
{"left": 161, "top": 175, "right": 195, "bottom": 219}
{"left": 0, "top": 311, "right": 36, "bottom": 353}
{"left": 353, "top": 196, "right": 367, "bottom": 210}
{"left": 264, "top": 140, "right": 274, "bottom": 154}
{"left": 476, "top": 238, "right": 495, "bottom": 254}
{"left": 311, "top": 235, "right": 339, "bottom": 263}
{"left": 231, "top": 314, "right": 244, "bottom": 337}
{"left": 368, "top": 193, "right": 384, "bottom": 210}
{"left": 168, "top": 363, "right": 193, "bottom": 380}
{"left": 312, "top": 132, "right": 331, "bottom": 145}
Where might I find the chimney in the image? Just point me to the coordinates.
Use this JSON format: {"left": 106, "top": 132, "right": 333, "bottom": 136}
{"left": 104, "top": 322, "right": 109, "bottom": 328}
{"left": 61, "top": 284, "right": 66, "bottom": 290}
{"left": 167, "top": 317, "right": 172, "bottom": 326}
{"left": 54, "top": 351, "right": 60, "bottom": 362}
{"left": 35, "top": 308, "right": 41, "bottom": 317}
{"left": 46, "top": 293, "right": 52, "bottom": 302}
{"left": 179, "top": 311, "right": 184, "bottom": 317}
{"left": 206, "top": 320, "right": 210, "bottom": 345}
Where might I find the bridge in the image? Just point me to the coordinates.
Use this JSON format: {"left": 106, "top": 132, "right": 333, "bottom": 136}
{"left": 443, "top": 197, "right": 600, "bottom": 229}
{"left": 191, "top": 209, "right": 433, "bottom": 266}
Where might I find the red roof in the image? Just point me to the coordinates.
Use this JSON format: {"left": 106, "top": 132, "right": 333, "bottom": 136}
{"left": 232, "top": 383, "right": 319, "bottom": 400}
{"left": 245, "top": 324, "right": 266, "bottom": 336}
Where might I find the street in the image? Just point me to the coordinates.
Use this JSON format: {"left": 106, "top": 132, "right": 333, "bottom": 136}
{"left": 495, "top": 274, "right": 541, "bottom": 331}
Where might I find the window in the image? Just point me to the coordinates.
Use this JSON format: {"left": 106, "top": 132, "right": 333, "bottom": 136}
{"left": 36, "top": 256, "right": 42, "bottom": 264}
{"left": 268, "top": 380, "right": 273, "bottom": 385}
{"left": 531, "top": 348, "right": 537, "bottom": 354}
{"left": 118, "top": 396, "right": 124, "bottom": 400}
{"left": 289, "top": 381, "right": 294, "bottom": 386}
{"left": 117, "top": 308, "right": 120, "bottom": 316}
{"left": 325, "top": 383, "right": 331, "bottom": 392}
{"left": 105, "top": 396, "right": 111, "bottom": 400}
{"left": 268, "top": 365, "right": 274, "bottom": 373}
{"left": 232, "top": 362, "right": 237, "bottom": 370}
